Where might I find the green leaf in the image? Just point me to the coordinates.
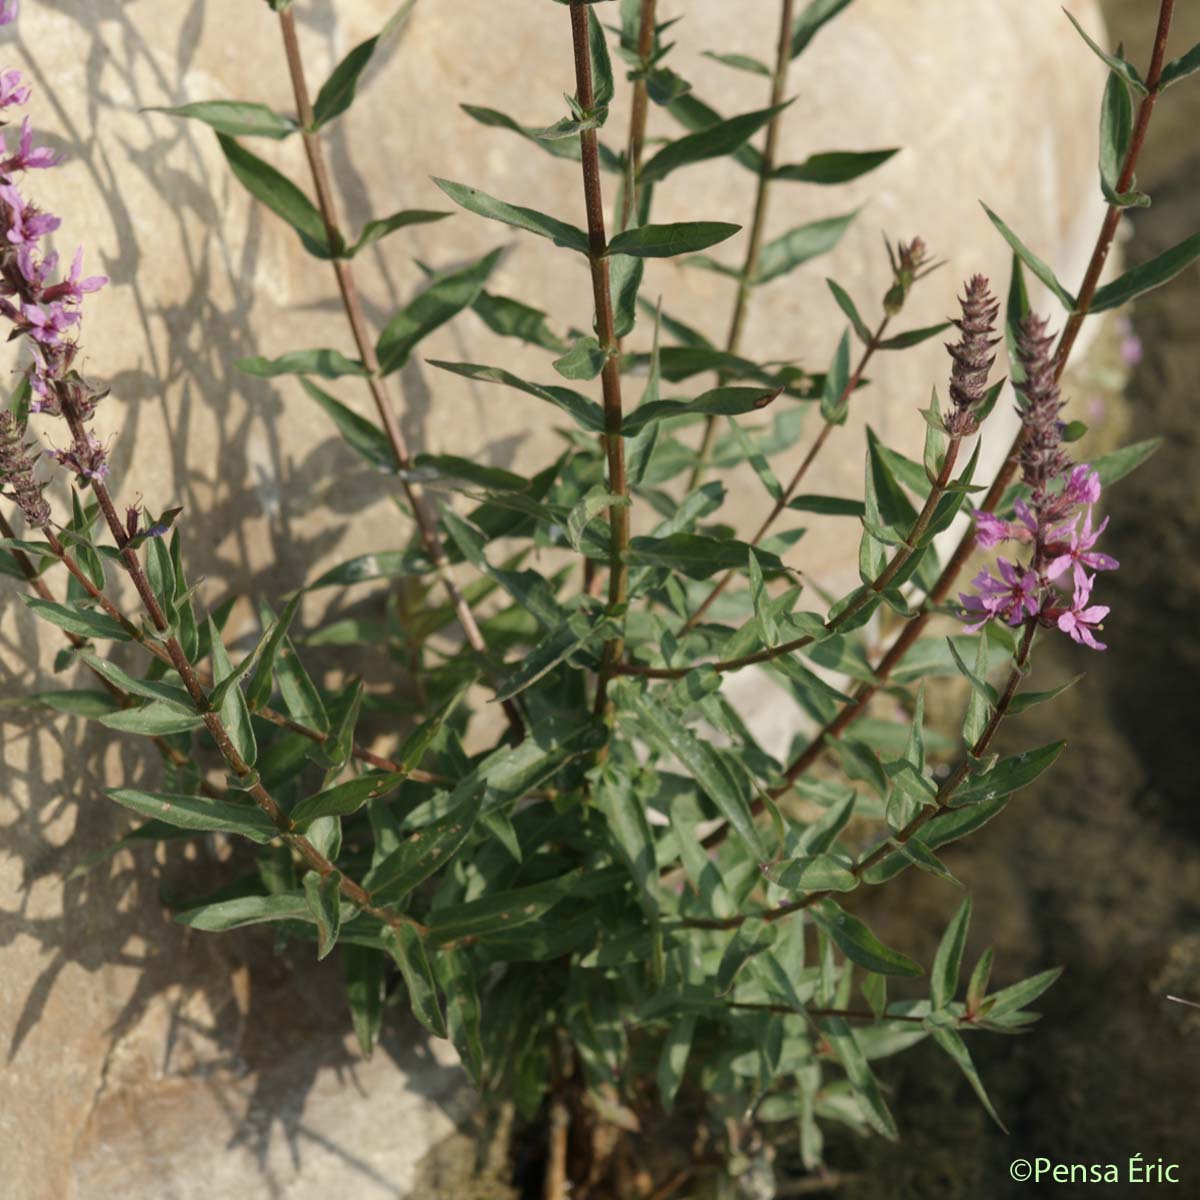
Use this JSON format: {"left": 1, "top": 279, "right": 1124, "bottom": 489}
{"left": 812, "top": 900, "right": 923, "bottom": 977}
{"left": 210, "top": 617, "right": 257, "bottom": 768}
{"left": 931, "top": 897, "right": 971, "bottom": 1010}
{"left": 930, "top": 1025, "right": 1007, "bottom": 1130}
{"left": 774, "top": 147, "right": 898, "bottom": 184}
{"left": 256, "top": 599, "right": 329, "bottom": 732}
{"left": 756, "top": 211, "right": 856, "bottom": 284}
{"left": 822, "top": 1016, "right": 898, "bottom": 1140}
{"left": 148, "top": 100, "right": 297, "bottom": 139}
{"left": 1087, "top": 438, "right": 1160, "bottom": 487}
{"left": 460, "top": 104, "right": 618, "bottom": 170}
{"left": 77, "top": 653, "right": 194, "bottom": 711}
{"left": 18, "top": 689, "right": 119, "bottom": 719}
{"left": 306, "top": 548, "right": 428, "bottom": 590}
{"left": 566, "top": 487, "right": 628, "bottom": 554}
{"left": 985, "top": 966, "right": 1062, "bottom": 1019}
{"left": 438, "top": 950, "right": 485, "bottom": 1084}
{"left": 433, "top": 178, "right": 590, "bottom": 252}
{"left": 304, "top": 870, "right": 342, "bottom": 960}
{"left": 1098, "top": 70, "right": 1143, "bottom": 207}
{"left": 428, "top": 361, "right": 605, "bottom": 432}
{"left": 607, "top": 221, "right": 741, "bottom": 258}
{"left": 587, "top": 5, "right": 615, "bottom": 110}
{"left": 1161, "top": 41, "right": 1200, "bottom": 89}
{"left": 609, "top": 251, "right": 643, "bottom": 339}
{"left": 494, "top": 613, "right": 606, "bottom": 701}
{"left": 236, "top": 348, "right": 369, "bottom": 380}
{"left": 106, "top": 788, "right": 279, "bottom": 843}
{"left": 1006, "top": 673, "right": 1084, "bottom": 717}
{"left": 311, "top": 2, "right": 416, "bottom": 129}
{"left": 364, "top": 788, "right": 484, "bottom": 903}
{"left": 625, "top": 689, "right": 765, "bottom": 860}
{"left": 765, "top": 855, "right": 858, "bottom": 893}
{"left": 876, "top": 321, "right": 952, "bottom": 351}
{"left": 640, "top": 103, "right": 787, "bottom": 185}
{"left": 791, "top": 0, "right": 855, "bottom": 59}
{"left": 347, "top": 209, "right": 451, "bottom": 257}
{"left": 967, "top": 947, "right": 994, "bottom": 1014}
{"left": 788, "top": 493, "right": 863, "bottom": 517}
{"left": 622, "top": 384, "right": 782, "bottom": 434}
{"left": 22, "top": 597, "right": 132, "bottom": 642}
{"left": 343, "top": 945, "right": 386, "bottom": 1057}
{"left": 1088, "top": 232, "right": 1200, "bottom": 313}
{"left": 411, "top": 454, "right": 529, "bottom": 492}
{"left": 304, "top": 378, "right": 394, "bottom": 471}
{"left": 627, "top": 532, "right": 784, "bottom": 579}
{"left": 951, "top": 741, "right": 1065, "bottom": 807}
{"left": 553, "top": 335, "right": 609, "bottom": 381}
{"left": 217, "top": 133, "right": 335, "bottom": 258}
{"left": 376, "top": 247, "right": 504, "bottom": 375}
{"left": 1063, "top": 11, "right": 1147, "bottom": 94}
{"left": 469, "top": 288, "right": 568, "bottom": 352}
{"left": 175, "top": 892, "right": 312, "bottom": 930}
{"left": 291, "top": 773, "right": 406, "bottom": 827}
{"left": 827, "top": 278, "right": 871, "bottom": 343}
{"left": 820, "top": 329, "right": 852, "bottom": 423}
{"left": 717, "top": 918, "right": 778, "bottom": 993}
{"left": 382, "top": 924, "right": 447, "bottom": 1038}
{"left": 656, "top": 1013, "right": 696, "bottom": 1111}
{"left": 99, "top": 703, "right": 205, "bottom": 736}
{"left": 702, "top": 51, "right": 770, "bottom": 76}
{"left": 595, "top": 766, "right": 660, "bottom": 911}
{"left": 981, "top": 204, "right": 1076, "bottom": 311}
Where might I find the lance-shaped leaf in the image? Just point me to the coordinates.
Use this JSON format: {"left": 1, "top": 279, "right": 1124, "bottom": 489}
{"left": 640, "top": 102, "right": 788, "bottom": 184}
{"left": 656, "top": 1013, "right": 696, "bottom": 1111}
{"left": 717, "top": 918, "right": 778, "bottom": 994}
{"left": 981, "top": 204, "right": 1076, "bottom": 311}
{"left": 1161, "top": 41, "right": 1200, "bottom": 89}
{"left": 174, "top": 892, "right": 313, "bottom": 930}
{"left": 1097, "top": 70, "right": 1145, "bottom": 208}
{"left": 931, "top": 897, "right": 971, "bottom": 1010}
{"left": 236, "top": 348, "right": 369, "bottom": 379}
{"left": 147, "top": 100, "right": 297, "bottom": 139}
{"left": 106, "top": 788, "right": 279, "bottom": 843}
{"left": 812, "top": 900, "right": 923, "bottom": 977}
{"left": 930, "top": 1025, "right": 1007, "bottom": 1131}
{"left": 22, "top": 597, "right": 133, "bottom": 642}
{"left": 626, "top": 690, "right": 765, "bottom": 860}
{"left": 1088, "top": 231, "right": 1200, "bottom": 313}
{"left": 553, "top": 335, "right": 608, "bottom": 381}
{"left": 703, "top": 51, "right": 770, "bottom": 76}
{"left": 306, "top": 549, "right": 429, "bottom": 590}
{"left": 983, "top": 966, "right": 1062, "bottom": 1019}
{"left": 607, "top": 221, "right": 741, "bottom": 259}
{"left": 756, "top": 211, "right": 856, "bottom": 284}
{"left": 304, "top": 870, "right": 342, "bottom": 960}
{"left": 383, "top": 924, "right": 447, "bottom": 1037}
{"left": 78, "top": 652, "right": 194, "bottom": 711}
{"left": 469, "top": 288, "right": 568, "bottom": 352}
{"left": 291, "top": 772, "right": 406, "bottom": 827}
{"left": 343, "top": 945, "right": 386, "bottom": 1058}
{"left": 827, "top": 278, "right": 871, "bottom": 343}
{"left": 622, "top": 384, "right": 782, "bottom": 434}
{"left": 819, "top": 329, "right": 852, "bottom": 423}
{"left": 950, "top": 740, "right": 1065, "bottom": 807}
{"left": 821, "top": 1016, "right": 899, "bottom": 1140}
{"left": 218, "top": 134, "right": 336, "bottom": 258}
{"left": 100, "top": 703, "right": 205, "bottom": 736}
{"left": 460, "top": 103, "right": 621, "bottom": 171}
{"left": 773, "top": 147, "right": 898, "bottom": 184}
{"left": 595, "top": 766, "right": 660, "bottom": 912}
{"left": 299, "top": 378, "right": 393, "bottom": 471}
{"left": 587, "top": 5, "right": 615, "bottom": 111}
{"left": 433, "top": 178, "right": 590, "bottom": 252}
{"left": 609, "top": 251, "right": 643, "bottom": 339}
{"left": 494, "top": 613, "right": 607, "bottom": 701}
{"left": 346, "top": 209, "right": 451, "bottom": 258}
{"left": 438, "top": 950, "right": 485, "bottom": 1084}
{"left": 363, "top": 787, "right": 484, "bottom": 903}
{"left": 1063, "top": 11, "right": 1147, "bottom": 94}
{"left": 791, "top": 0, "right": 855, "bottom": 59}
{"left": 311, "top": 1, "right": 416, "bottom": 129}
{"left": 210, "top": 617, "right": 256, "bottom": 767}
{"left": 376, "top": 247, "right": 504, "bottom": 375}
{"left": 628, "top": 532, "right": 784, "bottom": 579}
{"left": 255, "top": 599, "right": 329, "bottom": 731}
{"left": 876, "top": 322, "right": 952, "bottom": 350}
{"left": 428, "top": 361, "right": 605, "bottom": 432}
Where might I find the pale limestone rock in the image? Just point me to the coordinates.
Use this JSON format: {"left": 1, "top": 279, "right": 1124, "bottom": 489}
{"left": 1, "top": 1, "right": 1108, "bottom": 1195}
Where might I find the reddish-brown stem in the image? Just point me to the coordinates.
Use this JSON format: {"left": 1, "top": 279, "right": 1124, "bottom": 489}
{"left": 623, "top": 435, "right": 962, "bottom": 681}
{"left": 275, "top": 8, "right": 523, "bottom": 737}
{"left": 618, "top": 0, "right": 658, "bottom": 233}
{"left": 685, "top": 621, "right": 1037, "bottom": 929}
{"left": 567, "top": 1, "right": 631, "bottom": 721}
{"left": 684, "top": 313, "right": 891, "bottom": 629}
{"left": 61, "top": 406, "right": 422, "bottom": 933}
{"left": 688, "top": 0, "right": 797, "bottom": 490}
{"left": 770, "top": 0, "right": 1176, "bottom": 786}
{"left": 726, "top": 1002, "right": 926, "bottom": 1025}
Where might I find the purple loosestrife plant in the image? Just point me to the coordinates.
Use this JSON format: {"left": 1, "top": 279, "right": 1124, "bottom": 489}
{"left": 3, "top": 1, "right": 1198, "bottom": 1194}
{"left": 961, "top": 314, "right": 1119, "bottom": 650}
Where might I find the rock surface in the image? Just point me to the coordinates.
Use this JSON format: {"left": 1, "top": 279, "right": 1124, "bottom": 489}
{"left": 0, "top": 1, "right": 1109, "bottom": 1196}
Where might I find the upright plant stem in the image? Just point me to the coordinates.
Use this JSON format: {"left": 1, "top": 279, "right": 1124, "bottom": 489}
{"left": 61, "top": 407, "right": 422, "bottom": 934}
{"left": 619, "top": 0, "right": 658, "bottom": 233}
{"left": 275, "top": 9, "right": 522, "bottom": 736}
{"left": 687, "top": 0, "right": 796, "bottom": 490}
{"left": 771, "top": 0, "right": 1177, "bottom": 784}
{"left": 567, "top": 1, "right": 631, "bottom": 721}
{"left": 683, "top": 313, "right": 890, "bottom": 630}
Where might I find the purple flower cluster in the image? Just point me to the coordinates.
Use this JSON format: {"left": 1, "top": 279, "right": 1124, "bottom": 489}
{"left": 0, "top": 44, "right": 110, "bottom": 523}
{"left": 960, "top": 315, "right": 1118, "bottom": 651}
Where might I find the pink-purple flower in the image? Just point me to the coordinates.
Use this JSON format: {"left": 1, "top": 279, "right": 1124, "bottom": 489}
{"left": 1054, "top": 576, "right": 1110, "bottom": 651}
{"left": 0, "top": 1, "right": 18, "bottom": 30}
{"left": 0, "top": 116, "right": 62, "bottom": 175}
{"left": 1045, "top": 507, "right": 1120, "bottom": 591}
{"left": 0, "top": 69, "right": 29, "bottom": 109}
